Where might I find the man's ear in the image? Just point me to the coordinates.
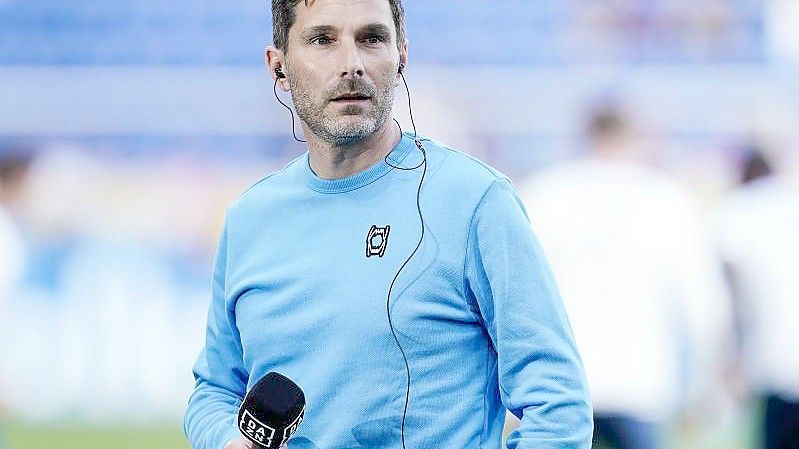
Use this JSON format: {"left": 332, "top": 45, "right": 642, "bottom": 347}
{"left": 266, "top": 46, "right": 290, "bottom": 91}
{"left": 396, "top": 40, "right": 409, "bottom": 85}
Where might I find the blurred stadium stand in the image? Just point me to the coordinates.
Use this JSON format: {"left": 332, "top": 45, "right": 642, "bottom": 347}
{"left": 0, "top": 0, "right": 768, "bottom": 65}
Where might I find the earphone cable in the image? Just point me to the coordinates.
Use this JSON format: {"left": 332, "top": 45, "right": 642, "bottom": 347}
{"left": 383, "top": 70, "right": 426, "bottom": 449}
{"left": 274, "top": 78, "right": 307, "bottom": 143}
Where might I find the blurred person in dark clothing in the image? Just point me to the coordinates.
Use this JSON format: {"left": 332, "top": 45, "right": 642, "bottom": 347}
{"left": 521, "top": 105, "right": 733, "bottom": 449}
{"left": 716, "top": 144, "right": 799, "bottom": 449}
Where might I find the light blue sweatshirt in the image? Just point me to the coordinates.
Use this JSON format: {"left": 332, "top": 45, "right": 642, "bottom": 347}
{"left": 184, "top": 133, "right": 592, "bottom": 449}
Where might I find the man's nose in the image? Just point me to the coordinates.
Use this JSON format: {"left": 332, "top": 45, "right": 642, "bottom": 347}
{"left": 338, "top": 40, "right": 365, "bottom": 79}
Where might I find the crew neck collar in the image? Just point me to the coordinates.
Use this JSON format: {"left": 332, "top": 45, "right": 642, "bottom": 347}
{"left": 304, "top": 132, "right": 416, "bottom": 194}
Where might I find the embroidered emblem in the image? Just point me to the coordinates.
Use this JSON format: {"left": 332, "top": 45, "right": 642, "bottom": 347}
{"left": 366, "top": 225, "right": 391, "bottom": 258}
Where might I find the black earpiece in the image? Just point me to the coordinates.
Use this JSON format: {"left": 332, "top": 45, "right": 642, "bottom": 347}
{"left": 398, "top": 63, "right": 405, "bottom": 75}
{"left": 272, "top": 66, "right": 306, "bottom": 143}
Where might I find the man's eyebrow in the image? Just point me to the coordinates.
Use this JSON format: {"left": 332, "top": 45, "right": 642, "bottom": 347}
{"left": 300, "top": 25, "right": 336, "bottom": 39}
{"left": 359, "top": 23, "right": 392, "bottom": 38}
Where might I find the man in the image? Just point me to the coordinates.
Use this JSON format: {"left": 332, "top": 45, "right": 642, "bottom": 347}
{"left": 0, "top": 148, "right": 31, "bottom": 449}
{"left": 520, "top": 107, "right": 732, "bottom": 449}
{"left": 716, "top": 146, "right": 799, "bottom": 449}
{"left": 0, "top": 150, "right": 28, "bottom": 305}
{"left": 184, "top": 1, "right": 592, "bottom": 448}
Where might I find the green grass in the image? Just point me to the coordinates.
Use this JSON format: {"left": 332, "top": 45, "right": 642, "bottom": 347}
{"left": 1, "top": 405, "right": 759, "bottom": 449}
{"left": 2, "top": 420, "right": 190, "bottom": 449}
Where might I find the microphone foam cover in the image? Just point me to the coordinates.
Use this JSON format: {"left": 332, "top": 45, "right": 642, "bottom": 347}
{"left": 238, "top": 372, "right": 306, "bottom": 449}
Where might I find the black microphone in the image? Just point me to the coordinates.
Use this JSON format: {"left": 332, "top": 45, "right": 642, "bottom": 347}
{"left": 238, "top": 372, "right": 306, "bottom": 449}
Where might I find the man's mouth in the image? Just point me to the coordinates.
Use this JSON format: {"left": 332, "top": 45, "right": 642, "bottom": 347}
{"left": 331, "top": 93, "right": 371, "bottom": 102}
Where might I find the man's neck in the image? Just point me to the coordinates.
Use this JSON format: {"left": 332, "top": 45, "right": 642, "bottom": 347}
{"left": 306, "top": 122, "right": 401, "bottom": 180}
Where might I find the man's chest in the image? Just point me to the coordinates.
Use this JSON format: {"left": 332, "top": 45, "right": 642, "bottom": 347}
{"left": 234, "top": 207, "right": 479, "bottom": 348}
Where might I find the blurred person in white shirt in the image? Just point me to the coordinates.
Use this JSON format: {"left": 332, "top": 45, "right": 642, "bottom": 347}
{"left": 0, "top": 150, "right": 29, "bottom": 309}
{"left": 0, "top": 148, "right": 31, "bottom": 449}
{"left": 520, "top": 106, "right": 733, "bottom": 449}
{"left": 716, "top": 145, "right": 799, "bottom": 449}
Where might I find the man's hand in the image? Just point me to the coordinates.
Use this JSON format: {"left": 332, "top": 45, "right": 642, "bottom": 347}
{"left": 224, "top": 436, "right": 287, "bottom": 449}
{"left": 224, "top": 437, "right": 253, "bottom": 449}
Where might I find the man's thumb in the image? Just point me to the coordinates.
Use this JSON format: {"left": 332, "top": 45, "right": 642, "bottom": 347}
{"left": 223, "top": 436, "right": 253, "bottom": 449}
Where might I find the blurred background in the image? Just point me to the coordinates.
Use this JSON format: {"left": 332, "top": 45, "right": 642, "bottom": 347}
{"left": 1, "top": 0, "right": 798, "bottom": 448}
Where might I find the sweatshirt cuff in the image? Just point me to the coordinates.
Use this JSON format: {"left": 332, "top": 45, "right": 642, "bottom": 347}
{"left": 215, "top": 416, "right": 241, "bottom": 449}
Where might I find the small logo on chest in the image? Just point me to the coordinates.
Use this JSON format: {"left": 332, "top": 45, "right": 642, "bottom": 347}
{"left": 366, "top": 225, "right": 391, "bottom": 258}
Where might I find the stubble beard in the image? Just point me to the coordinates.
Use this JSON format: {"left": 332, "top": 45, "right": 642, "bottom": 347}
{"left": 289, "top": 74, "right": 395, "bottom": 147}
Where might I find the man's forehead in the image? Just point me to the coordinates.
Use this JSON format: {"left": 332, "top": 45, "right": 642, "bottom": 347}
{"left": 292, "top": 0, "right": 394, "bottom": 32}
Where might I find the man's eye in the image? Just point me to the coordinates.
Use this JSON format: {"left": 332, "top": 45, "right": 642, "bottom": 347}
{"left": 363, "top": 35, "right": 385, "bottom": 45}
{"left": 311, "top": 36, "right": 332, "bottom": 45}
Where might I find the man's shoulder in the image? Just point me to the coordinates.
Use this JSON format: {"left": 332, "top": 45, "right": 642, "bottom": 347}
{"left": 420, "top": 136, "right": 509, "bottom": 197}
{"left": 228, "top": 153, "right": 306, "bottom": 215}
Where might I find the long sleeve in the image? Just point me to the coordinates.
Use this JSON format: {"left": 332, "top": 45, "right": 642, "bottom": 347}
{"left": 184, "top": 221, "right": 249, "bottom": 449}
{"left": 464, "top": 179, "right": 593, "bottom": 449}
{"left": 667, "top": 199, "right": 734, "bottom": 411}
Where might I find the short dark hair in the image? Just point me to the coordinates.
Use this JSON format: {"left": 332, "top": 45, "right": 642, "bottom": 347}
{"left": 741, "top": 146, "right": 773, "bottom": 184}
{"left": 589, "top": 107, "right": 627, "bottom": 141}
{"left": 272, "top": 0, "right": 406, "bottom": 53}
{"left": 0, "top": 145, "right": 33, "bottom": 191}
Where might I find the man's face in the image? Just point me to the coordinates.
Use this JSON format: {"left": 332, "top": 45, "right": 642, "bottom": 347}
{"left": 282, "top": 0, "right": 404, "bottom": 146}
